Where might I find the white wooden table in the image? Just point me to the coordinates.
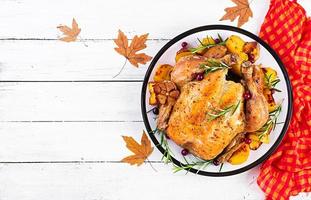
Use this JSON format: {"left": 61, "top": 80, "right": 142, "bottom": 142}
{"left": 0, "top": 0, "right": 310, "bottom": 199}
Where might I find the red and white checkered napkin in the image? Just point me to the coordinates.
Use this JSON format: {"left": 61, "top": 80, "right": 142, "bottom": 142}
{"left": 257, "top": 0, "right": 311, "bottom": 199}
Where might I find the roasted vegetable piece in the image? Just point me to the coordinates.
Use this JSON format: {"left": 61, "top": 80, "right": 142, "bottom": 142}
{"left": 260, "top": 134, "right": 270, "bottom": 144}
{"left": 249, "top": 139, "right": 262, "bottom": 150}
{"left": 226, "top": 35, "right": 248, "bottom": 76}
{"left": 154, "top": 64, "right": 173, "bottom": 82}
{"left": 148, "top": 82, "right": 157, "bottom": 105}
{"left": 195, "top": 36, "right": 216, "bottom": 55}
{"left": 243, "top": 42, "right": 260, "bottom": 62}
{"left": 263, "top": 88, "right": 278, "bottom": 112}
{"left": 248, "top": 132, "right": 269, "bottom": 150}
{"left": 262, "top": 67, "right": 278, "bottom": 89}
{"left": 231, "top": 52, "right": 248, "bottom": 76}
{"left": 203, "top": 45, "right": 227, "bottom": 58}
{"left": 228, "top": 143, "right": 250, "bottom": 165}
{"left": 202, "top": 36, "right": 215, "bottom": 45}
{"left": 153, "top": 81, "right": 180, "bottom": 105}
{"left": 226, "top": 35, "right": 245, "bottom": 54}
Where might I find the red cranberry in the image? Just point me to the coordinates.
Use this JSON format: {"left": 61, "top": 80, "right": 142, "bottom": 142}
{"left": 245, "top": 138, "right": 252, "bottom": 144}
{"left": 152, "top": 107, "right": 159, "bottom": 115}
{"left": 181, "top": 42, "right": 188, "bottom": 48}
{"left": 214, "top": 38, "right": 220, "bottom": 44}
{"left": 243, "top": 91, "right": 252, "bottom": 100}
{"left": 196, "top": 73, "right": 204, "bottom": 81}
{"left": 181, "top": 149, "right": 189, "bottom": 156}
{"left": 213, "top": 159, "right": 220, "bottom": 166}
{"left": 249, "top": 54, "right": 255, "bottom": 63}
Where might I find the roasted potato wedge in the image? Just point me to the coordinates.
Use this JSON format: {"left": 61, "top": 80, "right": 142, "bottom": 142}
{"left": 263, "top": 88, "right": 278, "bottom": 112}
{"left": 225, "top": 35, "right": 248, "bottom": 76}
{"left": 262, "top": 67, "right": 278, "bottom": 88}
{"left": 203, "top": 45, "right": 227, "bottom": 58}
{"left": 228, "top": 143, "right": 250, "bottom": 165}
{"left": 195, "top": 36, "right": 215, "bottom": 55}
{"left": 249, "top": 140, "right": 262, "bottom": 150}
{"left": 230, "top": 52, "right": 248, "bottom": 76}
{"left": 226, "top": 35, "right": 245, "bottom": 54}
{"left": 260, "top": 134, "right": 270, "bottom": 144}
{"left": 248, "top": 132, "right": 269, "bottom": 149}
{"left": 243, "top": 42, "right": 260, "bottom": 62}
{"left": 154, "top": 64, "right": 173, "bottom": 82}
{"left": 202, "top": 36, "right": 215, "bottom": 45}
{"left": 148, "top": 82, "right": 157, "bottom": 105}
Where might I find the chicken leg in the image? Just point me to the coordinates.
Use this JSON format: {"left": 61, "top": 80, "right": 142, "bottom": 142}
{"left": 241, "top": 62, "right": 269, "bottom": 132}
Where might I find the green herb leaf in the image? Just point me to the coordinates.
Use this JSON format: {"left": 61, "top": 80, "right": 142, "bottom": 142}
{"left": 172, "top": 156, "right": 213, "bottom": 174}
{"left": 152, "top": 129, "right": 174, "bottom": 164}
{"left": 200, "top": 59, "right": 230, "bottom": 75}
{"left": 264, "top": 72, "right": 281, "bottom": 92}
{"left": 207, "top": 100, "right": 241, "bottom": 122}
{"left": 189, "top": 35, "right": 227, "bottom": 54}
{"left": 257, "top": 104, "right": 282, "bottom": 140}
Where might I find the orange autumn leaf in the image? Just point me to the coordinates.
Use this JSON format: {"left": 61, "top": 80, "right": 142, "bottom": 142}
{"left": 114, "top": 30, "right": 152, "bottom": 67}
{"left": 57, "top": 18, "right": 81, "bottom": 42}
{"left": 121, "top": 131, "right": 154, "bottom": 166}
{"left": 220, "top": 0, "right": 253, "bottom": 27}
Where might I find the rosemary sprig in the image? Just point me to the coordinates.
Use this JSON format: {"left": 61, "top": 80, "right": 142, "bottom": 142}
{"left": 264, "top": 73, "right": 281, "bottom": 91}
{"left": 189, "top": 37, "right": 227, "bottom": 54}
{"left": 219, "top": 163, "right": 224, "bottom": 172}
{"left": 207, "top": 100, "right": 241, "bottom": 121}
{"left": 257, "top": 104, "right": 282, "bottom": 140}
{"left": 199, "top": 59, "right": 230, "bottom": 75}
{"left": 217, "top": 33, "right": 224, "bottom": 42}
{"left": 152, "top": 129, "right": 225, "bottom": 173}
{"left": 151, "top": 129, "right": 174, "bottom": 164}
{"left": 172, "top": 156, "right": 213, "bottom": 174}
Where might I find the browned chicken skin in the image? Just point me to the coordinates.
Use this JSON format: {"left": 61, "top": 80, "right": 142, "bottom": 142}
{"left": 171, "top": 54, "right": 238, "bottom": 88}
{"left": 167, "top": 69, "right": 245, "bottom": 160}
{"left": 241, "top": 62, "right": 269, "bottom": 132}
{"left": 170, "top": 55, "right": 206, "bottom": 88}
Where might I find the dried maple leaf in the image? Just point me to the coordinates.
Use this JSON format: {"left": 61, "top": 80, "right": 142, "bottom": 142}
{"left": 220, "top": 0, "right": 253, "bottom": 27}
{"left": 113, "top": 30, "right": 152, "bottom": 77}
{"left": 121, "top": 131, "right": 154, "bottom": 166}
{"left": 57, "top": 18, "right": 81, "bottom": 42}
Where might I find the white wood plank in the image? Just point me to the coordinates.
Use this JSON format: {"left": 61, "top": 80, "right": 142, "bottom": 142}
{"left": 0, "top": 82, "right": 143, "bottom": 121}
{"left": 0, "top": 162, "right": 266, "bottom": 200}
{"left": 0, "top": 0, "right": 273, "bottom": 39}
{"left": 0, "top": 121, "right": 164, "bottom": 161}
{"left": 0, "top": 40, "right": 163, "bottom": 81}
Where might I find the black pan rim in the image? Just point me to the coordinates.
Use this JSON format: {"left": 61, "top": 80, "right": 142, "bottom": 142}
{"left": 141, "top": 24, "right": 293, "bottom": 177}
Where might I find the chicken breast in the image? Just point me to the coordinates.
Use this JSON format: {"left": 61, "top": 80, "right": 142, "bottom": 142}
{"left": 167, "top": 69, "right": 245, "bottom": 160}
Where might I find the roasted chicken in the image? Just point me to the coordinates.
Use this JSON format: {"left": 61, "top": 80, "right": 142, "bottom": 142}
{"left": 152, "top": 39, "right": 271, "bottom": 163}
